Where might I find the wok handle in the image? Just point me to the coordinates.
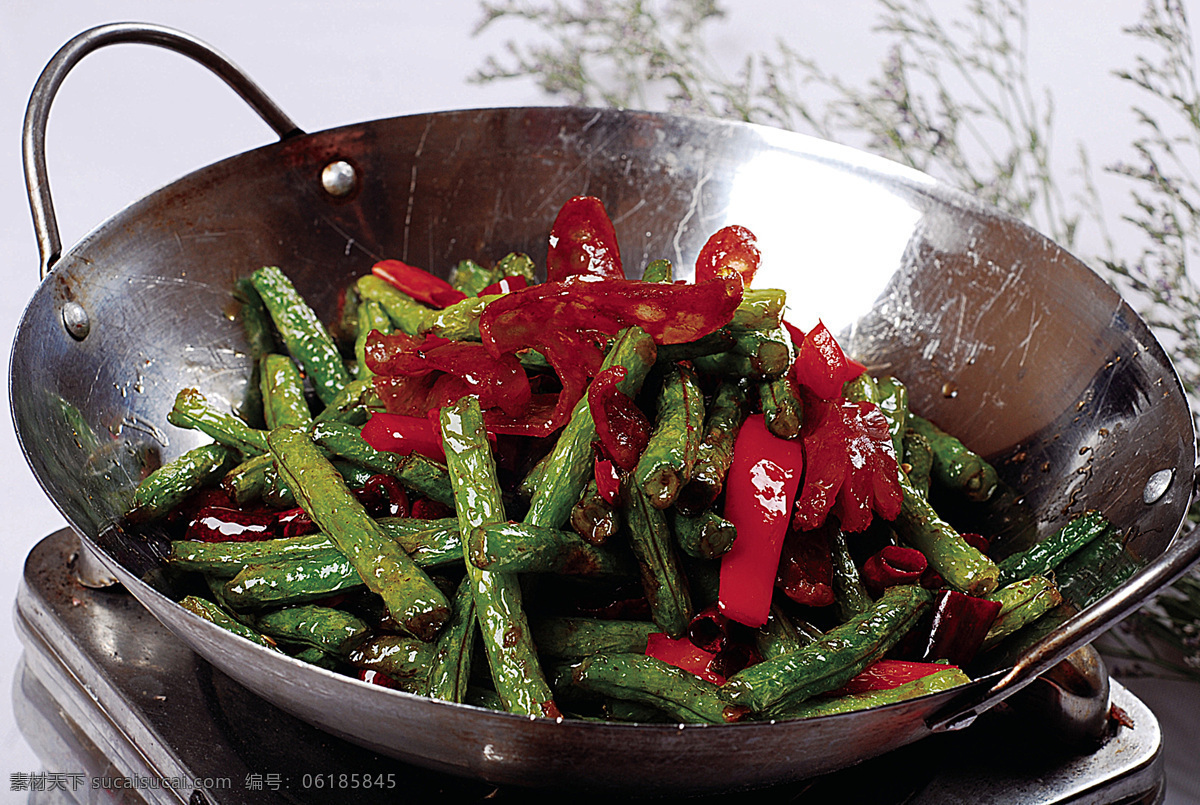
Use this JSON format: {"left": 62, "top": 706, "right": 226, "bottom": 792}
{"left": 23, "top": 22, "right": 305, "bottom": 279}
{"left": 928, "top": 463, "right": 1200, "bottom": 733}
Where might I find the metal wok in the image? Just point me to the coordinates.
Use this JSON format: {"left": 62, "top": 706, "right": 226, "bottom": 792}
{"left": 12, "top": 23, "right": 1200, "bottom": 794}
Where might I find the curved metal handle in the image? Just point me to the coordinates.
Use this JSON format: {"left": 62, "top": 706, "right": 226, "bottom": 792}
{"left": 23, "top": 22, "right": 305, "bottom": 279}
{"left": 929, "top": 464, "right": 1200, "bottom": 732}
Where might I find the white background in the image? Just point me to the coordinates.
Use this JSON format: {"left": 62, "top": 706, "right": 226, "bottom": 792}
{"left": 0, "top": 1, "right": 1197, "bottom": 802}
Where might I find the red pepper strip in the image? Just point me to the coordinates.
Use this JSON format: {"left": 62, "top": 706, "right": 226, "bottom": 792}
{"left": 184, "top": 506, "right": 277, "bottom": 542}
{"left": 372, "top": 259, "right": 466, "bottom": 309}
{"left": 361, "top": 412, "right": 447, "bottom": 462}
{"left": 481, "top": 331, "right": 605, "bottom": 437}
{"left": 594, "top": 458, "right": 622, "bottom": 504}
{"left": 695, "top": 224, "right": 761, "bottom": 286}
{"left": 546, "top": 195, "right": 625, "bottom": 281}
{"left": 775, "top": 526, "right": 836, "bottom": 607}
{"left": 862, "top": 545, "right": 928, "bottom": 597}
{"left": 833, "top": 659, "right": 959, "bottom": 696}
{"left": 480, "top": 275, "right": 529, "bottom": 296}
{"left": 919, "top": 589, "right": 1003, "bottom": 666}
{"left": 718, "top": 414, "right": 805, "bottom": 628}
{"left": 588, "top": 365, "right": 652, "bottom": 471}
{"left": 480, "top": 276, "right": 744, "bottom": 354}
{"left": 791, "top": 320, "right": 867, "bottom": 401}
{"left": 372, "top": 373, "right": 439, "bottom": 417}
{"left": 792, "top": 394, "right": 902, "bottom": 533}
{"left": 644, "top": 632, "right": 726, "bottom": 685}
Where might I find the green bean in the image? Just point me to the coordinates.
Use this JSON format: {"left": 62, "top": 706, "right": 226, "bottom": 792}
{"left": 770, "top": 667, "right": 971, "bottom": 720}
{"left": 251, "top": 265, "right": 350, "bottom": 406}
{"left": 901, "top": 428, "right": 934, "bottom": 498}
{"left": 569, "top": 479, "right": 621, "bottom": 545}
{"left": 875, "top": 375, "right": 909, "bottom": 458}
{"left": 981, "top": 575, "right": 1063, "bottom": 651}
{"left": 997, "top": 512, "right": 1113, "bottom": 587}
{"left": 671, "top": 510, "right": 736, "bottom": 560}
{"left": 128, "top": 443, "right": 236, "bottom": 523}
{"left": 722, "top": 585, "right": 933, "bottom": 713}
{"left": 495, "top": 252, "right": 537, "bottom": 283}
{"left": 222, "top": 552, "right": 360, "bottom": 608}
{"left": 253, "top": 605, "right": 371, "bottom": 656}
{"left": 625, "top": 487, "right": 693, "bottom": 638}
{"left": 733, "top": 328, "right": 793, "bottom": 378}
{"left": 355, "top": 273, "right": 427, "bottom": 335}
{"left": 310, "top": 419, "right": 454, "bottom": 507}
{"left": 178, "top": 595, "right": 278, "bottom": 650}
{"left": 440, "top": 397, "right": 557, "bottom": 717}
{"left": 894, "top": 470, "right": 1000, "bottom": 596}
{"left": 530, "top": 617, "right": 657, "bottom": 659}
{"left": 260, "top": 354, "right": 313, "bottom": 430}
{"left": 691, "top": 351, "right": 781, "bottom": 380}
{"left": 907, "top": 413, "right": 999, "bottom": 502}
{"left": 313, "top": 378, "right": 375, "bottom": 427}
{"left": 232, "top": 277, "right": 275, "bottom": 428}
{"left": 220, "top": 453, "right": 272, "bottom": 506}
{"left": 418, "top": 294, "right": 499, "bottom": 341}
{"left": 571, "top": 653, "right": 748, "bottom": 724}
{"left": 759, "top": 375, "right": 803, "bottom": 440}
{"left": 753, "top": 603, "right": 818, "bottom": 661}
{"left": 291, "top": 647, "right": 341, "bottom": 671}
{"left": 450, "top": 258, "right": 498, "bottom": 296}
{"left": 469, "top": 522, "right": 633, "bottom": 576}
{"left": 169, "top": 533, "right": 337, "bottom": 577}
{"left": 728, "top": 288, "right": 786, "bottom": 333}
{"left": 427, "top": 576, "right": 477, "bottom": 703}
{"left": 347, "top": 635, "right": 437, "bottom": 694}
{"left": 525, "top": 326, "right": 657, "bottom": 529}
{"left": 268, "top": 426, "right": 450, "bottom": 641}
{"left": 634, "top": 362, "right": 705, "bottom": 509}
{"left": 376, "top": 517, "right": 464, "bottom": 569}
{"left": 640, "top": 258, "right": 673, "bottom": 283}
{"left": 676, "top": 382, "right": 747, "bottom": 515}
{"left": 167, "top": 388, "right": 269, "bottom": 456}
{"left": 354, "top": 298, "right": 393, "bottom": 379}
{"left": 829, "top": 526, "right": 872, "bottom": 621}
{"left": 656, "top": 330, "right": 736, "bottom": 363}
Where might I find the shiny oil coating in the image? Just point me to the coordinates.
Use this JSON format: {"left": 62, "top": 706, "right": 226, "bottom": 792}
{"left": 10, "top": 103, "right": 1198, "bottom": 792}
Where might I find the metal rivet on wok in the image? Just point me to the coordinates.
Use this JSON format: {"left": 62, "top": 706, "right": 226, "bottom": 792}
{"left": 1143, "top": 468, "right": 1174, "bottom": 504}
{"left": 321, "top": 160, "right": 357, "bottom": 197}
{"left": 61, "top": 301, "right": 89, "bottom": 340}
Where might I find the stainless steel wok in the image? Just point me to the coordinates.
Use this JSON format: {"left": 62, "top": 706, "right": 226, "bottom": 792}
{"left": 12, "top": 23, "right": 1200, "bottom": 793}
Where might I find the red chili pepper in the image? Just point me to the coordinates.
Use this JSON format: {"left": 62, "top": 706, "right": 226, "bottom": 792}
{"left": 919, "top": 589, "right": 1003, "bottom": 666}
{"left": 546, "top": 195, "right": 625, "bottom": 282}
{"left": 184, "top": 506, "right": 277, "bottom": 542}
{"left": 861, "top": 545, "right": 928, "bottom": 597}
{"left": 644, "top": 632, "right": 726, "bottom": 685}
{"left": 791, "top": 393, "right": 902, "bottom": 533}
{"left": 588, "top": 366, "right": 652, "bottom": 471}
{"left": 480, "top": 275, "right": 529, "bottom": 296}
{"left": 790, "top": 320, "right": 867, "bottom": 401}
{"left": 695, "top": 224, "right": 761, "bottom": 286}
{"left": 276, "top": 506, "right": 317, "bottom": 538}
{"left": 594, "top": 457, "right": 622, "bottom": 504}
{"left": 371, "top": 373, "right": 439, "bottom": 417}
{"left": 357, "top": 474, "right": 411, "bottom": 518}
{"left": 411, "top": 497, "right": 453, "bottom": 520}
{"left": 372, "top": 259, "right": 467, "bottom": 308}
{"left": 361, "top": 412, "right": 447, "bottom": 462}
{"left": 775, "top": 526, "right": 836, "bottom": 607}
{"left": 687, "top": 604, "right": 733, "bottom": 653}
{"left": 833, "top": 659, "right": 959, "bottom": 696}
{"left": 357, "top": 669, "right": 402, "bottom": 689}
{"left": 718, "top": 414, "right": 805, "bottom": 628}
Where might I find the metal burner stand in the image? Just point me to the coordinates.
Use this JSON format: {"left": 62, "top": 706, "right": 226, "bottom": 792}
{"left": 13, "top": 529, "right": 1167, "bottom": 804}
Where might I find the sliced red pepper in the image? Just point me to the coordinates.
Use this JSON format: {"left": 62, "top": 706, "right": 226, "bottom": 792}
{"left": 372, "top": 259, "right": 467, "bottom": 309}
{"left": 775, "top": 526, "right": 836, "bottom": 607}
{"left": 361, "top": 412, "right": 447, "bottom": 462}
{"left": 695, "top": 224, "right": 761, "bottom": 286}
{"left": 184, "top": 506, "right": 277, "bottom": 542}
{"left": 546, "top": 195, "right": 624, "bottom": 281}
{"left": 372, "top": 373, "right": 440, "bottom": 417}
{"left": 594, "top": 457, "right": 622, "bottom": 504}
{"left": 588, "top": 365, "right": 652, "bottom": 471}
{"left": 833, "top": 659, "right": 959, "bottom": 696}
{"left": 861, "top": 545, "right": 928, "bottom": 597}
{"left": 645, "top": 632, "right": 726, "bottom": 686}
{"left": 718, "top": 414, "right": 805, "bottom": 628}
{"left": 791, "top": 393, "right": 902, "bottom": 533}
{"left": 480, "top": 274, "right": 529, "bottom": 295}
{"left": 790, "top": 320, "right": 867, "bottom": 401}
{"left": 918, "top": 589, "right": 1002, "bottom": 666}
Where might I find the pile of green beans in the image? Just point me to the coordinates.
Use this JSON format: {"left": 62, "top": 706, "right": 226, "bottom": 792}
{"left": 129, "top": 259, "right": 1103, "bottom": 726}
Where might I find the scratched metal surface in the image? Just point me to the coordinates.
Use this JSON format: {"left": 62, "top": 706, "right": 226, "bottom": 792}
{"left": 9, "top": 107, "right": 1196, "bottom": 791}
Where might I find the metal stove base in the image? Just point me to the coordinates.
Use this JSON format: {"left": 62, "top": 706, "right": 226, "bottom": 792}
{"left": 12, "top": 529, "right": 1167, "bottom": 804}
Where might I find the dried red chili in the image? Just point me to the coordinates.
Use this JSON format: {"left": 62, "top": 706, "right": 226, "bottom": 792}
{"left": 184, "top": 506, "right": 277, "bottom": 542}
{"left": 372, "top": 259, "right": 466, "bottom": 308}
{"left": 790, "top": 320, "right": 867, "bottom": 401}
{"left": 546, "top": 195, "right": 625, "bottom": 282}
{"left": 776, "top": 526, "right": 836, "bottom": 607}
{"left": 861, "top": 545, "right": 929, "bottom": 597}
{"left": 588, "top": 365, "right": 651, "bottom": 471}
{"left": 919, "top": 589, "right": 1003, "bottom": 666}
{"left": 360, "top": 412, "right": 446, "bottom": 462}
{"left": 695, "top": 224, "right": 761, "bottom": 286}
